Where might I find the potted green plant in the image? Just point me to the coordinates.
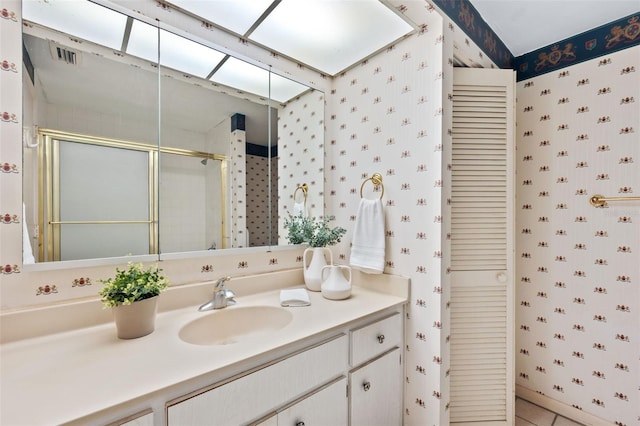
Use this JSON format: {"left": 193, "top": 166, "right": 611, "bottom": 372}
{"left": 284, "top": 215, "right": 346, "bottom": 291}
{"left": 99, "top": 262, "right": 169, "bottom": 339}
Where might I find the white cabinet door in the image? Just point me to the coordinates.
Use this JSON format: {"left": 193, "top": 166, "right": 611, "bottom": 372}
{"left": 277, "top": 378, "right": 347, "bottom": 426}
{"left": 349, "top": 348, "right": 402, "bottom": 426}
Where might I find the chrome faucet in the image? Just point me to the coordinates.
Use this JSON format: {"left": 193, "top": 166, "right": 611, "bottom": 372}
{"left": 198, "top": 276, "right": 235, "bottom": 311}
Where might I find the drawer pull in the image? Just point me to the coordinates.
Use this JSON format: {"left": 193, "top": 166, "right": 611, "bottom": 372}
{"left": 363, "top": 381, "right": 371, "bottom": 392}
{"left": 296, "top": 422, "right": 305, "bottom": 426}
{"left": 377, "top": 334, "right": 385, "bottom": 344}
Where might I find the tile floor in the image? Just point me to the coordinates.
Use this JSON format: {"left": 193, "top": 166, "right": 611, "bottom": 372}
{"left": 516, "top": 398, "right": 584, "bottom": 426}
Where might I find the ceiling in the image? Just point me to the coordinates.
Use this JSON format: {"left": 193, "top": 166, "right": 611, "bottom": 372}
{"left": 165, "top": 0, "right": 416, "bottom": 76}
{"left": 21, "top": 0, "right": 639, "bottom": 147}
{"left": 468, "top": 0, "right": 640, "bottom": 57}
{"left": 166, "top": 0, "right": 640, "bottom": 66}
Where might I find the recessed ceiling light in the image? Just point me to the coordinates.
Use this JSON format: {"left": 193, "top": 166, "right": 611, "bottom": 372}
{"left": 22, "top": 0, "right": 128, "bottom": 50}
{"left": 211, "top": 57, "right": 270, "bottom": 99}
{"left": 127, "top": 22, "right": 227, "bottom": 78}
{"left": 210, "top": 57, "right": 309, "bottom": 103}
{"left": 270, "top": 73, "right": 311, "bottom": 104}
{"left": 126, "top": 19, "right": 158, "bottom": 63}
{"left": 166, "top": 0, "right": 275, "bottom": 35}
{"left": 250, "top": 0, "right": 415, "bottom": 75}
{"left": 159, "top": 30, "right": 227, "bottom": 78}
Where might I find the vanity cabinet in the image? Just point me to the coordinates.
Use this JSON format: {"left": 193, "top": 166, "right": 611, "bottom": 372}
{"left": 1, "top": 268, "right": 409, "bottom": 426}
{"left": 167, "top": 310, "right": 403, "bottom": 426}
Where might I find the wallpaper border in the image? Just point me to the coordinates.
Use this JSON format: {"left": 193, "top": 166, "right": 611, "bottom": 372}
{"left": 514, "top": 13, "right": 640, "bottom": 81}
{"left": 432, "top": 0, "right": 514, "bottom": 69}
{"left": 432, "top": 1, "right": 639, "bottom": 82}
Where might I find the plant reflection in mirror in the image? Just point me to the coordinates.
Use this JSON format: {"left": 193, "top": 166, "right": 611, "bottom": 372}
{"left": 284, "top": 214, "right": 346, "bottom": 247}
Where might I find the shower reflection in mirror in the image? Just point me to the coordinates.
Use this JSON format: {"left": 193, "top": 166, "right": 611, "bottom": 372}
{"left": 21, "top": 0, "right": 319, "bottom": 265}
{"left": 34, "top": 130, "right": 226, "bottom": 262}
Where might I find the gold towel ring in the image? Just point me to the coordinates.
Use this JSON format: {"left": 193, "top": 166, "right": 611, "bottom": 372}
{"left": 293, "top": 183, "right": 308, "bottom": 204}
{"left": 360, "top": 173, "right": 384, "bottom": 200}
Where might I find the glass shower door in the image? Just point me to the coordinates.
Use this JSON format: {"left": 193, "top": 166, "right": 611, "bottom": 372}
{"left": 50, "top": 139, "right": 154, "bottom": 261}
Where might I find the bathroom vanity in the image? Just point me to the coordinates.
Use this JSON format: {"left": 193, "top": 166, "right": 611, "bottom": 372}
{"left": 0, "top": 269, "right": 408, "bottom": 425}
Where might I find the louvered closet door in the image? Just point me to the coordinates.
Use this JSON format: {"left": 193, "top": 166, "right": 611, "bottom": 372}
{"left": 450, "top": 68, "right": 515, "bottom": 425}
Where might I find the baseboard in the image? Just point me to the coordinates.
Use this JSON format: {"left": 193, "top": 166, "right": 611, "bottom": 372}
{"left": 516, "top": 385, "right": 614, "bottom": 426}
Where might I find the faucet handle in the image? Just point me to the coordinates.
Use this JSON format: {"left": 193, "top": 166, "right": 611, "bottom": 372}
{"left": 215, "top": 276, "right": 231, "bottom": 289}
{"left": 223, "top": 289, "right": 236, "bottom": 306}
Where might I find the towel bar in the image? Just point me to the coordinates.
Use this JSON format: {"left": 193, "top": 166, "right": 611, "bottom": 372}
{"left": 360, "top": 173, "right": 384, "bottom": 200}
{"left": 589, "top": 194, "right": 640, "bottom": 207}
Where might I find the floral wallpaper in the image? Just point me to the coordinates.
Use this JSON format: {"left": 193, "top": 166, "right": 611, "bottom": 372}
{"left": 246, "top": 152, "right": 277, "bottom": 246}
{"left": 516, "top": 46, "right": 639, "bottom": 425}
{"left": 0, "top": 0, "right": 22, "bottom": 278}
{"left": 327, "top": 2, "right": 447, "bottom": 423}
{"left": 229, "top": 128, "right": 247, "bottom": 249}
{"left": 277, "top": 90, "right": 325, "bottom": 242}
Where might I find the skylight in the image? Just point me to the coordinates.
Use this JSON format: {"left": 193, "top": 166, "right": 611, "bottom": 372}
{"left": 250, "top": 0, "right": 415, "bottom": 75}
{"left": 165, "top": 0, "right": 416, "bottom": 75}
{"left": 22, "top": 0, "right": 128, "bottom": 50}
{"left": 166, "top": 0, "right": 275, "bottom": 36}
{"left": 23, "top": 0, "right": 414, "bottom": 100}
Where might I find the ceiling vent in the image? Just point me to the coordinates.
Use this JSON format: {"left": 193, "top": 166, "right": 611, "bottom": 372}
{"left": 49, "top": 41, "right": 81, "bottom": 66}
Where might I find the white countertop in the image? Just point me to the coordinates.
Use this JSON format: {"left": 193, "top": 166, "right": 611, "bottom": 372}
{"left": 1, "top": 271, "right": 408, "bottom": 425}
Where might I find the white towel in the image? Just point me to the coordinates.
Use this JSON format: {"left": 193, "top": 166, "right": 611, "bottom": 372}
{"left": 350, "top": 198, "right": 385, "bottom": 274}
{"left": 292, "top": 202, "right": 307, "bottom": 217}
{"left": 280, "top": 288, "right": 311, "bottom": 307}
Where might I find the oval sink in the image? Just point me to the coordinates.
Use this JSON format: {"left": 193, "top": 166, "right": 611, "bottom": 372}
{"left": 179, "top": 306, "right": 293, "bottom": 346}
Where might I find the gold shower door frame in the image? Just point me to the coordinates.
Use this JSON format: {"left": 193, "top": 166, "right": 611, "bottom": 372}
{"left": 41, "top": 130, "right": 157, "bottom": 262}
{"left": 39, "top": 129, "right": 226, "bottom": 261}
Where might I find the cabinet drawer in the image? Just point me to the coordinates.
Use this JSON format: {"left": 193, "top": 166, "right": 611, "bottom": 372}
{"left": 167, "top": 334, "right": 348, "bottom": 425}
{"left": 350, "top": 313, "right": 401, "bottom": 366}
{"left": 277, "top": 377, "right": 347, "bottom": 426}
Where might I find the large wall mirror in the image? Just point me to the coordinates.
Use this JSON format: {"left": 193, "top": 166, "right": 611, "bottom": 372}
{"left": 21, "top": 0, "right": 324, "bottom": 266}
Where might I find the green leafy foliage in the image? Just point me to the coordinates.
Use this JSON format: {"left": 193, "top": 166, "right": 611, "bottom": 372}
{"left": 98, "top": 262, "right": 169, "bottom": 308}
{"left": 283, "top": 214, "right": 314, "bottom": 244}
{"left": 284, "top": 214, "right": 347, "bottom": 247}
